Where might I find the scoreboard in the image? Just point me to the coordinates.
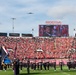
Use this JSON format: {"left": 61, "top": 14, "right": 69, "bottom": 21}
{"left": 39, "top": 25, "right": 69, "bottom": 37}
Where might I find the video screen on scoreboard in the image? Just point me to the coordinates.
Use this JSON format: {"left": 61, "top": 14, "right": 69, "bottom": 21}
{"left": 39, "top": 25, "right": 69, "bottom": 37}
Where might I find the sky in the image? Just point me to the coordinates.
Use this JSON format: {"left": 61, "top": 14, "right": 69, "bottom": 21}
{"left": 0, "top": 0, "right": 76, "bottom": 37}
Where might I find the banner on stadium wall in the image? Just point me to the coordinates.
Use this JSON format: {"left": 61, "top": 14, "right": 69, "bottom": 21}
{"left": 45, "top": 21, "right": 62, "bottom": 25}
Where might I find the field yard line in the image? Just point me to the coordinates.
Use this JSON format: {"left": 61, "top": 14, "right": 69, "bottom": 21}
{"left": 62, "top": 72, "right": 70, "bottom": 75}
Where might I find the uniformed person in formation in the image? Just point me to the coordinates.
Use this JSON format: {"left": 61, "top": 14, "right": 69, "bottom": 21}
{"left": 13, "top": 58, "right": 20, "bottom": 75}
{"left": 53, "top": 59, "right": 56, "bottom": 71}
{"left": 43, "top": 62, "right": 46, "bottom": 70}
{"left": 67, "top": 60, "right": 71, "bottom": 70}
{"left": 46, "top": 62, "right": 50, "bottom": 70}
{"left": 59, "top": 61, "right": 63, "bottom": 70}
{"left": 39, "top": 62, "right": 43, "bottom": 70}
{"left": 33, "top": 63, "right": 36, "bottom": 70}
{"left": 37, "top": 62, "right": 39, "bottom": 70}
{"left": 19, "top": 61, "right": 23, "bottom": 71}
{"left": 27, "top": 59, "right": 30, "bottom": 74}
{"left": 53, "top": 61, "right": 56, "bottom": 71}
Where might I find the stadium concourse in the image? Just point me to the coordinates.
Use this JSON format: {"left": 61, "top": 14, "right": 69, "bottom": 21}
{"left": 0, "top": 36, "right": 76, "bottom": 64}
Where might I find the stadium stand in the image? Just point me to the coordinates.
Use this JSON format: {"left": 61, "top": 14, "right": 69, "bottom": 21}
{"left": 0, "top": 36, "right": 76, "bottom": 65}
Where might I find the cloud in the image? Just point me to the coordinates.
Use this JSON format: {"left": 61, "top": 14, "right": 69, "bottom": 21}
{"left": 47, "top": 0, "right": 76, "bottom": 19}
{"left": 0, "top": 0, "right": 76, "bottom": 36}
{"left": 15, "top": 0, "right": 38, "bottom": 3}
{"left": 47, "top": 5, "right": 76, "bottom": 19}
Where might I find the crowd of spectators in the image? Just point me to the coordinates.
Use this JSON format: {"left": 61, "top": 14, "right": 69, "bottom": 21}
{"left": 0, "top": 36, "right": 76, "bottom": 62}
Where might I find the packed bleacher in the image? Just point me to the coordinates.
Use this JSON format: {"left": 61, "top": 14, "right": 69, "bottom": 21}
{"left": 0, "top": 36, "right": 76, "bottom": 62}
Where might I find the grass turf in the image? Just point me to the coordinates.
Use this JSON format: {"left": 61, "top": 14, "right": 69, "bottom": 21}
{"left": 0, "top": 66, "right": 76, "bottom": 75}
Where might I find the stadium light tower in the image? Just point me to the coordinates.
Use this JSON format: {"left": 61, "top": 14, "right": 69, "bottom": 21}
{"left": 73, "top": 29, "right": 76, "bottom": 37}
{"left": 27, "top": 12, "right": 34, "bottom": 36}
{"left": 32, "top": 28, "right": 34, "bottom": 36}
{"left": 26, "top": 12, "right": 34, "bottom": 74}
{"left": 11, "top": 18, "right": 16, "bottom": 33}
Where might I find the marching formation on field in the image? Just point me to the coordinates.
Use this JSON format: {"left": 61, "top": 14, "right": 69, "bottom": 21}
{"left": 0, "top": 58, "right": 76, "bottom": 75}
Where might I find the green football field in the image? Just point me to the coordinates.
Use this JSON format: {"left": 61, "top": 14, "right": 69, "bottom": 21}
{"left": 0, "top": 66, "right": 76, "bottom": 75}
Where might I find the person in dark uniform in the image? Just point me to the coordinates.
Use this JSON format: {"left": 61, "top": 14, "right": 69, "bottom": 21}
{"left": 13, "top": 58, "right": 20, "bottom": 75}
{"left": 59, "top": 61, "right": 63, "bottom": 71}
{"left": 19, "top": 61, "right": 23, "bottom": 71}
{"left": 16, "top": 59, "right": 19, "bottom": 75}
{"left": 37, "top": 62, "right": 39, "bottom": 70}
{"left": 67, "top": 61, "right": 71, "bottom": 70}
{"left": 27, "top": 59, "right": 30, "bottom": 74}
{"left": 46, "top": 62, "right": 50, "bottom": 70}
{"left": 53, "top": 61, "right": 56, "bottom": 71}
{"left": 30, "top": 62, "right": 33, "bottom": 69}
{"left": 39, "top": 62, "right": 43, "bottom": 70}
{"left": 43, "top": 62, "right": 46, "bottom": 70}
{"left": 0, "top": 56, "right": 2, "bottom": 70}
{"left": 67, "top": 61, "right": 72, "bottom": 70}
{"left": 33, "top": 63, "right": 36, "bottom": 70}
